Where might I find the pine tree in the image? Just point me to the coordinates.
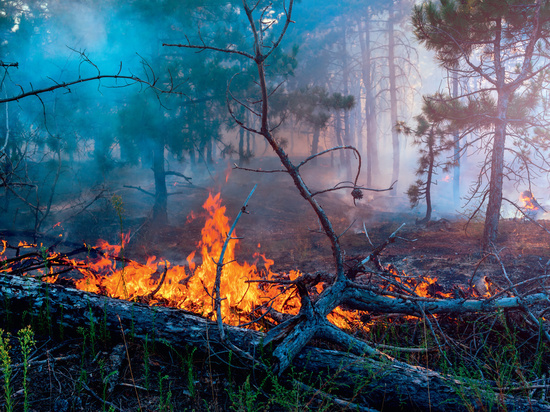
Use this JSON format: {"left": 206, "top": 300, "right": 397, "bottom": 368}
{"left": 398, "top": 113, "right": 454, "bottom": 224}
{"left": 412, "top": 0, "right": 550, "bottom": 250}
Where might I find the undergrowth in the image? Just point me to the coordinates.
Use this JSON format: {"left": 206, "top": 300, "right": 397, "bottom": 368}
{"left": 0, "top": 304, "right": 547, "bottom": 411}
{"left": 363, "top": 309, "right": 550, "bottom": 410}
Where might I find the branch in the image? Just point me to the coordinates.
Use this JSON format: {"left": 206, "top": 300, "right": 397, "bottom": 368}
{"left": 233, "top": 163, "right": 287, "bottom": 173}
{"left": 357, "top": 223, "right": 406, "bottom": 270}
{"left": 0, "top": 73, "right": 170, "bottom": 104}
{"left": 162, "top": 42, "right": 254, "bottom": 60}
{"left": 123, "top": 185, "right": 155, "bottom": 197}
{"left": 213, "top": 184, "right": 257, "bottom": 340}
{"left": 164, "top": 171, "right": 192, "bottom": 184}
{"left": 310, "top": 181, "right": 396, "bottom": 197}
{"left": 342, "top": 286, "right": 550, "bottom": 316}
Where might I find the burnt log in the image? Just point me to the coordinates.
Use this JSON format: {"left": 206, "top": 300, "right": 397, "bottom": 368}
{"left": 294, "top": 347, "right": 550, "bottom": 412}
{"left": 0, "top": 273, "right": 261, "bottom": 354}
{"left": 0, "top": 273, "right": 549, "bottom": 412}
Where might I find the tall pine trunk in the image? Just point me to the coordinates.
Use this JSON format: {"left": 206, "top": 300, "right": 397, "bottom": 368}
{"left": 482, "top": 95, "right": 509, "bottom": 250}
{"left": 452, "top": 72, "right": 460, "bottom": 208}
{"left": 359, "top": 15, "right": 379, "bottom": 187}
{"left": 311, "top": 126, "right": 321, "bottom": 165}
{"left": 388, "top": 3, "right": 399, "bottom": 193}
{"left": 335, "top": 112, "right": 346, "bottom": 166}
{"left": 482, "top": 19, "right": 508, "bottom": 250}
{"left": 152, "top": 138, "right": 168, "bottom": 225}
{"left": 341, "top": 21, "right": 353, "bottom": 180}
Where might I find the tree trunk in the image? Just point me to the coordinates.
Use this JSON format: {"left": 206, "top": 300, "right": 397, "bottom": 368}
{"left": 388, "top": 3, "right": 400, "bottom": 193}
{"left": 294, "top": 346, "right": 550, "bottom": 412}
{"left": 152, "top": 138, "right": 168, "bottom": 225}
{"left": 452, "top": 71, "right": 460, "bottom": 208}
{"left": 482, "top": 101, "right": 508, "bottom": 250}
{"left": 482, "top": 20, "right": 508, "bottom": 251}
{"left": 335, "top": 112, "right": 346, "bottom": 166}
{"left": 419, "top": 129, "right": 434, "bottom": 224}
{"left": 1, "top": 273, "right": 549, "bottom": 412}
{"left": 310, "top": 126, "right": 321, "bottom": 165}
{"left": 206, "top": 138, "right": 214, "bottom": 164}
{"left": 359, "top": 16, "right": 379, "bottom": 187}
{"left": 189, "top": 145, "right": 196, "bottom": 166}
{"left": 238, "top": 122, "right": 245, "bottom": 163}
{"left": 341, "top": 21, "right": 353, "bottom": 180}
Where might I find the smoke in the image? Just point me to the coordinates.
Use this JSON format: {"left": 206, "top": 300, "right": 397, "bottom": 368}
{"left": 2, "top": 0, "right": 543, "bottom": 247}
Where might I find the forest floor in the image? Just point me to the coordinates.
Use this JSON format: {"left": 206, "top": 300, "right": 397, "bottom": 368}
{"left": 2, "top": 157, "right": 550, "bottom": 411}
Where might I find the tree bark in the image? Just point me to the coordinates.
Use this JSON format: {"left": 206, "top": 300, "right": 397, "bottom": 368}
{"left": 295, "top": 346, "right": 550, "bottom": 412}
{"left": 359, "top": 15, "right": 379, "bottom": 187}
{"left": 482, "top": 18, "right": 509, "bottom": 251}
{"left": 388, "top": 3, "right": 400, "bottom": 194}
{"left": 341, "top": 20, "right": 353, "bottom": 180}
{"left": 152, "top": 137, "right": 168, "bottom": 225}
{"left": 1, "top": 273, "right": 549, "bottom": 412}
{"left": 420, "top": 127, "right": 435, "bottom": 224}
{"left": 452, "top": 71, "right": 460, "bottom": 208}
{"left": 482, "top": 112, "right": 507, "bottom": 250}
{"left": 310, "top": 126, "right": 321, "bottom": 164}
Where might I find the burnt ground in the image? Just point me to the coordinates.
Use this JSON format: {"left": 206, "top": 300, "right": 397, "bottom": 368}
{"left": 119, "top": 157, "right": 550, "bottom": 296}
{"left": 2, "top": 157, "right": 550, "bottom": 411}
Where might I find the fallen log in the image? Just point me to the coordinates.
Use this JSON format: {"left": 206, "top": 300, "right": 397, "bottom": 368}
{"left": 0, "top": 273, "right": 549, "bottom": 411}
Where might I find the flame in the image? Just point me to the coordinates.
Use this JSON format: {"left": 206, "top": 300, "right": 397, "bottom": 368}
{"left": 73, "top": 193, "right": 301, "bottom": 327}
{"left": 225, "top": 164, "right": 232, "bottom": 183}
{"left": 18, "top": 241, "right": 36, "bottom": 249}
{"left": 519, "top": 190, "right": 539, "bottom": 211}
{"left": 1, "top": 193, "right": 463, "bottom": 332}
{"left": 186, "top": 210, "right": 197, "bottom": 224}
{"left": 442, "top": 175, "right": 451, "bottom": 182}
{"left": 482, "top": 277, "right": 493, "bottom": 298}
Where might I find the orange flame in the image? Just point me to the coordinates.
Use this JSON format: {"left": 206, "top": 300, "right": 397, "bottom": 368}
{"left": 519, "top": 190, "right": 539, "bottom": 211}
{"left": 74, "top": 193, "right": 301, "bottom": 327}
{"left": 1, "top": 193, "right": 461, "bottom": 332}
{"left": 225, "top": 164, "right": 232, "bottom": 183}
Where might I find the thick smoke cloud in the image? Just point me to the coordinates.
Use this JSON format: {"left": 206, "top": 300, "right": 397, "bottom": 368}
{"left": 2, "top": 0, "right": 542, "bottom": 242}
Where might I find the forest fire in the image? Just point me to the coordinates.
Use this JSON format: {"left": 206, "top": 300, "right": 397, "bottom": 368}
{"left": 519, "top": 190, "right": 546, "bottom": 219}
{"left": 72, "top": 193, "right": 303, "bottom": 328}
{"left": 0, "top": 193, "right": 466, "bottom": 331}
{"left": 520, "top": 190, "right": 540, "bottom": 211}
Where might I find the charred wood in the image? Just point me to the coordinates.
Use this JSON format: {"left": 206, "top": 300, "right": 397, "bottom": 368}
{"left": 1, "top": 273, "right": 549, "bottom": 411}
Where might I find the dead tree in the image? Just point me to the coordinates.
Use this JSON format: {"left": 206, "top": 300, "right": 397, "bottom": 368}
{"left": 2, "top": 271, "right": 550, "bottom": 411}
{"left": 166, "top": 0, "right": 387, "bottom": 374}
{"left": 161, "top": 1, "right": 550, "bottom": 395}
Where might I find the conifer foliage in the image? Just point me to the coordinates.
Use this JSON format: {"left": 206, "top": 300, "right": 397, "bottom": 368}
{"left": 397, "top": 112, "right": 454, "bottom": 224}
{"left": 412, "top": 0, "right": 550, "bottom": 249}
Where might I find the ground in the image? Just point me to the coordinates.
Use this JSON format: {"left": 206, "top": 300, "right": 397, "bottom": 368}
{"left": 1, "top": 157, "right": 550, "bottom": 411}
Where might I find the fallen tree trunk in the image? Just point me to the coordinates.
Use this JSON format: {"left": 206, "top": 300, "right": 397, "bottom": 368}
{"left": 0, "top": 273, "right": 549, "bottom": 411}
